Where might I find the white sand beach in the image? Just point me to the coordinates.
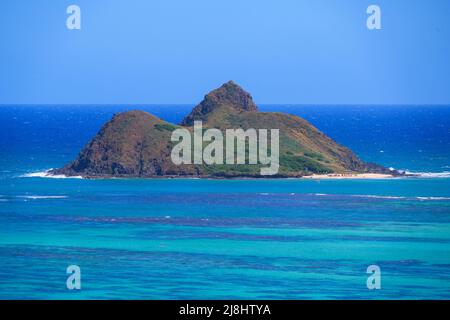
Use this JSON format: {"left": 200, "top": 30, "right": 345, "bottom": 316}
{"left": 302, "top": 173, "right": 395, "bottom": 180}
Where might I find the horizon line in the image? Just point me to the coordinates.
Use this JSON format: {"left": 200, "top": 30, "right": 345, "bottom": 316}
{"left": 1, "top": 103, "right": 450, "bottom": 107}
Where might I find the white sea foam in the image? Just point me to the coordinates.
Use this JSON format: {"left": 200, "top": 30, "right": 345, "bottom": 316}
{"left": 413, "top": 171, "right": 450, "bottom": 178}
{"left": 398, "top": 170, "right": 450, "bottom": 178}
{"left": 20, "top": 169, "right": 82, "bottom": 179}
{"left": 416, "top": 197, "right": 450, "bottom": 201}
{"left": 310, "top": 193, "right": 450, "bottom": 201}
{"left": 352, "top": 195, "right": 406, "bottom": 200}
{"left": 353, "top": 194, "right": 450, "bottom": 201}
{"left": 17, "top": 195, "right": 68, "bottom": 200}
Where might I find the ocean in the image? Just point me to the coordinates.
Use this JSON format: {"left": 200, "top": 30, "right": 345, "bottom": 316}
{"left": 0, "top": 105, "right": 450, "bottom": 299}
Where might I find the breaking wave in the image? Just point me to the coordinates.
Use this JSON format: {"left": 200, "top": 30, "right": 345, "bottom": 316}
{"left": 400, "top": 170, "right": 450, "bottom": 178}
{"left": 411, "top": 171, "right": 450, "bottom": 178}
{"left": 20, "top": 169, "right": 83, "bottom": 179}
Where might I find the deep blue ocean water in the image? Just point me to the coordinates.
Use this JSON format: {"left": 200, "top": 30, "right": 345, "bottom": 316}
{"left": 1, "top": 105, "right": 450, "bottom": 299}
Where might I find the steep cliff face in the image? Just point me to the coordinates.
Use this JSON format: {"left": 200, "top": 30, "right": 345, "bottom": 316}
{"left": 53, "top": 82, "right": 390, "bottom": 178}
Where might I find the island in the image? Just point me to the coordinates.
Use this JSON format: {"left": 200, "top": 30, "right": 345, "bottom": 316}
{"left": 51, "top": 81, "right": 396, "bottom": 178}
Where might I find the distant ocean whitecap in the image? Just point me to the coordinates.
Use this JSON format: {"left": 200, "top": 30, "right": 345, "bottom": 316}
{"left": 416, "top": 196, "right": 450, "bottom": 201}
{"left": 17, "top": 195, "right": 68, "bottom": 200}
{"left": 352, "top": 195, "right": 406, "bottom": 200}
{"left": 312, "top": 193, "right": 450, "bottom": 201}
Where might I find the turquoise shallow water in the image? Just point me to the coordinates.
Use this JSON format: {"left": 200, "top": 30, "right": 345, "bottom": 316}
{"left": 0, "top": 106, "right": 450, "bottom": 299}
{"left": 1, "top": 178, "right": 450, "bottom": 299}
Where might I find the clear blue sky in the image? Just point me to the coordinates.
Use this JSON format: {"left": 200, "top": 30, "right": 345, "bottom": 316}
{"left": 1, "top": 0, "right": 449, "bottom": 105}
